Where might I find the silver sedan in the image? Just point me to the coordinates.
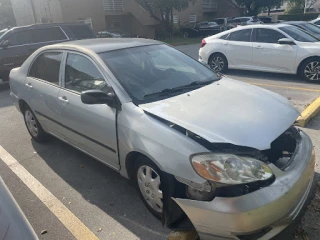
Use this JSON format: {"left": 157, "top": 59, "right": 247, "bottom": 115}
{"left": 10, "top": 39, "right": 315, "bottom": 240}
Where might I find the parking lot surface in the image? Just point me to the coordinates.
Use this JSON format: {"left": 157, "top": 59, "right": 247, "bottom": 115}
{"left": 0, "top": 43, "right": 319, "bottom": 240}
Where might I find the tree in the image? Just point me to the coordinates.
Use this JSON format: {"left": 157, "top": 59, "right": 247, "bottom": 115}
{"left": 136, "top": 0, "right": 195, "bottom": 37}
{"left": 264, "top": 0, "right": 283, "bottom": 16}
{"left": 235, "top": 0, "right": 283, "bottom": 16}
{"left": 0, "top": 0, "right": 16, "bottom": 29}
{"left": 285, "top": 0, "right": 316, "bottom": 14}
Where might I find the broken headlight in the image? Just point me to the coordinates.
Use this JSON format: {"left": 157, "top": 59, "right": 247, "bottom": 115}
{"left": 191, "top": 153, "right": 273, "bottom": 185}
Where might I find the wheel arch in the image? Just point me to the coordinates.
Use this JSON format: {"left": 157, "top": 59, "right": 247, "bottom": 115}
{"left": 18, "top": 99, "right": 28, "bottom": 113}
{"left": 125, "top": 151, "right": 163, "bottom": 181}
{"left": 297, "top": 56, "right": 320, "bottom": 74}
{"left": 208, "top": 52, "right": 228, "bottom": 65}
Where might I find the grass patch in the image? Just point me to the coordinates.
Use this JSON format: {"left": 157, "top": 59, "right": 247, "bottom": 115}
{"left": 158, "top": 37, "right": 202, "bottom": 46}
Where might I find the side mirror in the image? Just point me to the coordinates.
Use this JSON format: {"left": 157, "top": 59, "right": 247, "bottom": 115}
{"left": 278, "top": 38, "right": 295, "bottom": 45}
{"left": 1, "top": 40, "right": 9, "bottom": 48}
{"left": 81, "top": 90, "right": 118, "bottom": 108}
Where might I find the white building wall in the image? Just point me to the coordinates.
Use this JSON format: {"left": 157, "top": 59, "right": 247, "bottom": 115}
{"left": 10, "top": 0, "right": 63, "bottom": 26}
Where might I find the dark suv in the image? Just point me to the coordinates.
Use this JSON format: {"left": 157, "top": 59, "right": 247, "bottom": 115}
{"left": 0, "top": 23, "right": 95, "bottom": 84}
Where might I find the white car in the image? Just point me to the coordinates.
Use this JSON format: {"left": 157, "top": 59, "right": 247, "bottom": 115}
{"left": 310, "top": 17, "right": 320, "bottom": 26}
{"left": 199, "top": 24, "right": 320, "bottom": 82}
{"left": 231, "top": 16, "right": 263, "bottom": 25}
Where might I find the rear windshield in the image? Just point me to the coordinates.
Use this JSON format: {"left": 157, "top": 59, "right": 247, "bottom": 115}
{"left": 279, "top": 26, "right": 319, "bottom": 42}
{"left": 67, "top": 25, "right": 95, "bottom": 39}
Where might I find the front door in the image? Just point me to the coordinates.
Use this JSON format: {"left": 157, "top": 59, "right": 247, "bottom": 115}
{"left": 24, "top": 51, "right": 64, "bottom": 136}
{"left": 225, "top": 28, "right": 253, "bottom": 68}
{"left": 251, "top": 28, "right": 298, "bottom": 73}
{"left": 58, "top": 52, "right": 119, "bottom": 169}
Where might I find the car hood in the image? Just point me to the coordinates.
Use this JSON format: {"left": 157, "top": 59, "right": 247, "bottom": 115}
{"left": 139, "top": 78, "right": 300, "bottom": 150}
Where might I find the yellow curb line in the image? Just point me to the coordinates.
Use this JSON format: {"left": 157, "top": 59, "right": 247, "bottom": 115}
{"left": 295, "top": 96, "right": 320, "bottom": 127}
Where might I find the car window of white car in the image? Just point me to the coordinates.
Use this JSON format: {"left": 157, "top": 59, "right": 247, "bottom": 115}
{"left": 229, "top": 29, "right": 252, "bottom": 42}
{"left": 64, "top": 53, "right": 109, "bottom": 93}
{"left": 255, "top": 28, "right": 286, "bottom": 44}
{"left": 29, "top": 52, "right": 63, "bottom": 85}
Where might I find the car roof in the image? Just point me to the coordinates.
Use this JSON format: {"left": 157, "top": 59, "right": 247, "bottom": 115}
{"left": 231, "top": 23, "right": 290, "bottom": 29}
{"left": 47, "top": 38, "right": 161, "bottom": 53}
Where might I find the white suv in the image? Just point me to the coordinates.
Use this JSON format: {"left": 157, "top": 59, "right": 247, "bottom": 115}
{"left": 232, "top": 16, "right": 263, "bottom": 26}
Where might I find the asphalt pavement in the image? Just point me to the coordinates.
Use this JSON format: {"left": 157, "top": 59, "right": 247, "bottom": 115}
{"left": 0, "top": 43, "right": 319, "bottom": 240}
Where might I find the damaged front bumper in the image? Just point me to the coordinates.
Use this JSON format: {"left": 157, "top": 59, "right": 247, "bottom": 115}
{"left": 173, "top": 130, "right": 315, "bottom": 240}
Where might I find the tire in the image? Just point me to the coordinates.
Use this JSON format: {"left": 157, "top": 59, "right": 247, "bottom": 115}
{"left": 299, "top": 57, "right": 320, "bottom": 82}
{"left": 23, "top": 105, "right": 48, "bottom": 142}
{"left": 208, "top": 53, "right": 228, "bottom": 73}
{"left": 183, "top": 31, "right": 189, "bottom": 38}
{"left": 133, "top": 156, "right": 163, "bottom": 219}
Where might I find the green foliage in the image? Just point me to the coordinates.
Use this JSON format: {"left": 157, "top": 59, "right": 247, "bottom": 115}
{"left": 235, "top": 0, "right": 283, "bottom": 16}
{"left": 278, "top": 12, "right": 319, "bottom": 21}
{"left": 136, "top": 0, "right": 194, "bottom": 37}
{"left": 285, "top": 0, "right": 317, "bottom": 14}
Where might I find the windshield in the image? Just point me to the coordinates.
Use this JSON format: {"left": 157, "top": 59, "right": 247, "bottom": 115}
{"left": 299, "top": 23, "right": 320, "bottom": 34}
{"left": 279, "top": 26, "right": 319, "bottom": 42}
{"left": 99, "top": 44, "right": 219, "bottom": 104}
{"left": 0, "top": 29, "right": 8, "bottom": 40}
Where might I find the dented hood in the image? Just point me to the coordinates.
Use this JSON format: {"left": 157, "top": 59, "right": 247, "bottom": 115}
{"left": 139, "top": 78, "right": 300, "bottom": 150}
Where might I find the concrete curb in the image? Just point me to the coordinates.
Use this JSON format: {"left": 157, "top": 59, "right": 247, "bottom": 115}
{"left": 296, "top": 96, "right": 320, "bottom": 127}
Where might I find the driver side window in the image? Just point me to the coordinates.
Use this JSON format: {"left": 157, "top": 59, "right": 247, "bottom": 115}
{"left": 64, "top": 53, "right": 109, "bottom": 93}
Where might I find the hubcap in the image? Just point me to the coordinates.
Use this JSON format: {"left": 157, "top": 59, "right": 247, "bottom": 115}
{"left": 304, "top": 61, "right": 320, "bottom": 81}
{"left": 25, "top": 110, "right": 38, "bottom": 137}
{"left": 137, "top": 165, "right": 163, "bottom": 213}
{"left": 210, "top": 56, "right": 224, "bottom": 72}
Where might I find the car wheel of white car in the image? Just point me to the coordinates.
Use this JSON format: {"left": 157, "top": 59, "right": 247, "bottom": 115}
{"left": 134, "top": 157, "right": 163, "bottom": 219}
{"left": 209, "top": 53, "right": 228, "bottom": 73}
{"left": 301, "top": 58, "right": 320, "bottom": 82}
{"left": 23, "top": 105, "right": 48, "bottom": 142}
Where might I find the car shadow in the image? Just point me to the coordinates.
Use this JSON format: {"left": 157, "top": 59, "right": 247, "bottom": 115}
{"left": 31, "top": 138, "right": 169, "bottom": 240}
{"left": 226, "top": 69, "right": 320, "bottom": 85}
{"left": 0, "top": 86, "right": 13, "bottom": 109}
{"left": 31, "top": 136, "right": 320, "bottom": 240}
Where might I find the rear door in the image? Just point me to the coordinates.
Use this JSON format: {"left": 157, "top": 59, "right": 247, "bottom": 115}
{"left": 251, "top": 28, "right": 298, "bottom": 73}
{"left": 24, "top": 51, "right": 64, "bottom": 136}
{"left": 58, "top": 52, "right": 119, "bottom": 169}
{"left": 224, "top": 28, "right": 253, "bottom": 68}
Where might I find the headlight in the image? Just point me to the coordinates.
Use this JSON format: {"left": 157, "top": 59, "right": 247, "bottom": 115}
{"left": 191, "top": 153, "right": 273, "bottom": 185}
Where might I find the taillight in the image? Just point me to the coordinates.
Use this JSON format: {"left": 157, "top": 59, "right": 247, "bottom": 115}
{"left": 200, "top": 39, "right": 206, "bottom": 48}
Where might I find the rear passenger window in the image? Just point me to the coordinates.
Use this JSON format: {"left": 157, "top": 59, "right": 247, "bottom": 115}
{"left": 8, "top": 31, "right": 32, "bottom": 46}
{"left": 31, "top": 27, "right": 67, "bottom": 43}
{"left": 64, "top": 53, "right": 108, "bottom": 93}
{"left": 29, "top": 52, "right": 62, "bottom": 85}
{"left": 229, "top": 29, "right": 252, "bottom": 42}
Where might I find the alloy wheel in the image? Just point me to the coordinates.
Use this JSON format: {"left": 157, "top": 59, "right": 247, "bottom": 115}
{"left": 210, "top": 56, "right": 225, "bottom": 72}
{"left": 304, "top": 61, "right": 320, "bottom": 81}
{"left": 25, "top": 110, "right": 39, "bottom": 137}
{"left": 137, "top": 165, "right": 163, "bottom": 213}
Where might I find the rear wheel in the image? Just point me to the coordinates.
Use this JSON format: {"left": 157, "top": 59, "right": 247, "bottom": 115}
{"left": 23, "top": 105, "right": 48, "bottom": 142}
{"left": 209, "top": 53, "right": 228, "bottom": 73}
{"left": 300, "top": 58, "right": 320, "bottom": 82}
{"left": 133, "top": 156, "right": 163, "bottom": 219}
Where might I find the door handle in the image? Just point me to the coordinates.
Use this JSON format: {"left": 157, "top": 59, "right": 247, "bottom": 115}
{"left": 58, "top": 96, "right": 69, "bottom": 104}
{"left": 25, "top": 83, "right": 33, "bottom": 89}
{"left": 254, "top": 45, "right": 263, "bottom": 49}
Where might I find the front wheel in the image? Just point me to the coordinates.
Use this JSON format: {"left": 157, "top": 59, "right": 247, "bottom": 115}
{"left": 134, "top": 156, "right": 163, "bottom": 219}
{"left": 300, "top": 58, "right": 320, "bottom": 82}
{"left": 209, "top": 53, "right": 228, "bottom": 73}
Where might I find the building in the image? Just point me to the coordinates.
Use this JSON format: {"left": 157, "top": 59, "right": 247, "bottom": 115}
{"left": 9, "top": 0, "right": 242, "bottom": 39}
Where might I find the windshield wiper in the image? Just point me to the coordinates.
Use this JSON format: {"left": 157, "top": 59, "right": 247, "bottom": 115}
{"left": 143, "top": 79, "right": 217, "bottom": 99}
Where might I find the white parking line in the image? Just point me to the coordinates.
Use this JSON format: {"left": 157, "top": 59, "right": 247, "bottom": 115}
{"left": 0, "top": 145, "right": 98, "bottom": 240}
